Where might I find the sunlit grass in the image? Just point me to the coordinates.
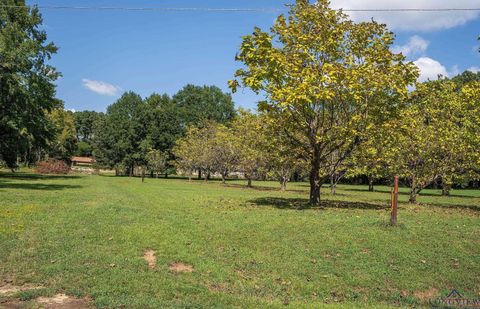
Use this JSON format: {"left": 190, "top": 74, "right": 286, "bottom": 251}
{"left": 0, "top": 171, "right": 478, "bottom": 308}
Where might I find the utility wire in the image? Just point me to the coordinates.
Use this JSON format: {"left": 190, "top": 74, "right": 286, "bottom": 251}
{"left": 1, "top": 5, "right": 480, "bottom": 12}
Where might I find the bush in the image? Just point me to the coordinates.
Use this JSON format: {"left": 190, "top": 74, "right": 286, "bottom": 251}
{"left": 35, "top": 159, "right": 71, "bottom": 174}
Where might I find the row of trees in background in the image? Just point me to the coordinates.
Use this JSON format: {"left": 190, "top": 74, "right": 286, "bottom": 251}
{"left": 90, "top": 85, "right": 235, "bottom": 177}
{"left": 172, "top": 76, "right": 480, "bottom": 203}
{"left": 173, "top": 111, "right": 303, "bottom": 190}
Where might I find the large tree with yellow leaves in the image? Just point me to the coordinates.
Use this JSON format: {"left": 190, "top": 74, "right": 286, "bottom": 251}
{"left": 230, "top": 0, "right": 417, "bottom": 204}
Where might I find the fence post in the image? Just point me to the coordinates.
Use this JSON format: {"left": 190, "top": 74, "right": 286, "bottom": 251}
{"left": 390, "top": 176, "right": 399, "bottom": 225}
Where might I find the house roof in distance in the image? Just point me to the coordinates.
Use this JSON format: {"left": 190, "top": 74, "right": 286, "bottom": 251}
{"left": 71, "top": 156, "right": 96, "bottom": 164}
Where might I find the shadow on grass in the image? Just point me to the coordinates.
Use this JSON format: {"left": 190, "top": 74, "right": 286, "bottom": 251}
{"left": 222, "top": 183, "right": 315, "bottom": 195}
{"left": 0, "top": 172, "right": 82, "bottom": 181}
{"left": 248, "top": 197, "right": 387, "bottom": 210}
{"left": 343, "top": 187, "right": 479, "bottom": 199}
{"left": 429, "top": 203, "right": 480, "bottom": 212}
{"left": 0, "top": 180, "right": 82, "bottom": 191}
{"left": 367, "top": 198, "right": 480, "bottom": 212}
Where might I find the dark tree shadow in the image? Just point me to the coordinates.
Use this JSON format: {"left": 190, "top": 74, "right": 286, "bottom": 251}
{"left": 366, "top": 198, "right": 480, "bottom": 212}
{"left": 428, "top": 203, "right": 480, "bottom": 212}
{"left": 222, "top": 183, "right": 315, "bottom": 194}
{"left": 0, "top": 172, "right": 82, "bottom": 181}
{"left": 343, "top": 187, "right": 479, "bottom": 199}
{"left": 248, "top": 197, "right": 388, "bottom": 210}
{"left": 0, "top": 180, "right": 82, "bottom": 191}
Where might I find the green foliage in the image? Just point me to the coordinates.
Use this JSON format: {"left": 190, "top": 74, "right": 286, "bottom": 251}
{"left": 72, "top": 110, "right": 103, "bottom": 142}
{"left": 451, "top": 70, "right": 480, "bottom": 89}
{"left": 231, "top": 110, "right": 268, "bottom": 186}
{"left": 230, "top": 0, "right": 417, "bottom": 204}
{"left": 93, "top": 92, "right": 145, "bottom": 173}
{"left": 48, "top": 109, "right": 77, "bottom": 161}
{"left": 0, "top": 0, "right": 60, "bottom": 168}
{"left": 172, "top": 84, "right": 236, "bottom": 126}
{"left": 92, "top": 86, "right": 234, "bottom": 177}
{"left": 75, "top": 141, "right": 93, "bottom": 157}
{"left": 346, "top": 123, "right": 393, "bottom": 189}
{"left": 209, "top": 124, "right": 238, "bottom": 183}
{"left": 143, "top": 93, "right": 183, "bottom": 157}
{"left": 145, "top": 148, "right": 168, "bottom": 178}
{"left": 173, "top": 121, "right": 220, "bottom": 180}
{"left": 385, "top": 79, "right": 480, "bottom": 203}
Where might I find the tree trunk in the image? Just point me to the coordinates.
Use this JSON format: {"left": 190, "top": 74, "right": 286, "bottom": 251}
{"left": 198, "top": 169, "right": 202, "bottom": 180}
{"left": 280, "top": 176, "right": 288, "bottom": 191}
{"left": 408, "top": 187, "right": 416, "bottom": 203}
{"left": 188, "top": 175, "right": 192, "bottom": 182}
{"left": 409, "top": 176, "right": 417, "bottom": 203}
{"left": 129, "top": 166, "right": 133, "bottom": 177}
{"left": 441, "top": 180, "right": 451, "bottom": 196}
{"left": 204, "top": 170, "right": 208, "bottom": 183}
{"left": 164, "top": 172, "right": 168, "bottom": 179}
{"left": 330, "top": 174, "right": 336, "bottom": 195}
{"left": 221, "top": 171, "right": 227, "bottom": 184}
{"left": 141, "top": 168, "right": 145, "bottom": 183}
{"left": 368, "top": 178, "right": 374, "bottom": 192}
{"left": 247, "top": 177, "right": 252, "bottom": 188}
{"left": 309, "top": 152, "right": 321, "bottom": 205}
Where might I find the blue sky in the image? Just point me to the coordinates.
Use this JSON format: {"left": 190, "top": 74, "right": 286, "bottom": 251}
{"left": 29, "top": 0, "right": 480, "bottom": 112}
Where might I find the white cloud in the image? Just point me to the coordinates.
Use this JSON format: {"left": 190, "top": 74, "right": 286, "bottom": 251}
{"left": 468, "top": 66, "right": 480, "bottom": 73}
{"left": 449, "top": 65, "right": 460, "bottom": 77}
{"left": 392, "top": 35, "right": 429, "bottom": 57}
{"left": 330, "top": 0, "right": 480, "bottom": 32}
{"left": 82, "top": 79, "right": 121, "bottom": 96}
{"left": 413, "top": 57, "right": 448, "bottom": 81}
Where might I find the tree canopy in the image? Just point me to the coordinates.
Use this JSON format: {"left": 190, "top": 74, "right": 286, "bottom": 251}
{"left": 230, "top": 0, "right": 418, "bottom": 204}
{"left": 0, "top": 1, "right": 60, "bottom": 168}
{"left": 172, "top": 84, "right": 236, "bottom": 126}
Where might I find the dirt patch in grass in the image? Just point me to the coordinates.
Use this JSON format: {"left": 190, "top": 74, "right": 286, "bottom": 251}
{"left": 0, "top": 299, "right": 25, "bottom": 309}
{"left": 0, "top": 293, "right": 91, "bottom": 309}
{"left": 0, "top": 283, "right": 44, "bottom": 295}
{"left": 207, "top": 282, "right": 228, "bottom": 292}
{"left": 414, "top": 287, "right": 438, "bottom": 302}
{"left": 169, "top": 262, "right": 194, "bottom": 273}
{"left": 36, "top": 293, "right": 92, "bottom": 308}
{"left": 143, "top": 250, "right": 156, "bottom": 269}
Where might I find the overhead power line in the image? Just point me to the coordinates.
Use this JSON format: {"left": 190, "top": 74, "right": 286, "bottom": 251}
{"left": 1, "top": 5, "right": 480, "bottom": 13}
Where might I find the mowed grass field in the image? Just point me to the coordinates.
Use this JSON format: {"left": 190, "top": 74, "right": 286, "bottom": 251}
{"left": 0, "top": 171, "right": 479, "bottom": 308}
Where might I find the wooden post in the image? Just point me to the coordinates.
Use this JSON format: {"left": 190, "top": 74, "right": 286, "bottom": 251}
{"left": 390, "top": 176, "right": 399, "bottom": 225}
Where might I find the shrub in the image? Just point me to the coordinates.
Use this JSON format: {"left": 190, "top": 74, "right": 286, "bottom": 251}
{"left": 35, "top": 159, "right": 71, "bottom": 174}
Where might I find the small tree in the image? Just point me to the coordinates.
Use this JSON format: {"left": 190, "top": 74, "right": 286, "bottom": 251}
{"left": 388, "top": 79, "right": 479, "bottom": 203}
{"left": 210, "top": 125, "right": 238, "bottom": 184}
{"left": 263, "top": 117, "right": 305, "bottom": 191}
{"left": 346, "top": 125, "right": 392, "bottom": 192}
{"left": 231, "top": 110, "right": 267, "bottom": 187}
{"left": 49, "top": 108, "right": 77, "bottom": 162}
{"left": 173, "top": 122, "right": 217, "bottom": 182}
{"left": 146, "top": 149, "right": 168, "bottom": 178}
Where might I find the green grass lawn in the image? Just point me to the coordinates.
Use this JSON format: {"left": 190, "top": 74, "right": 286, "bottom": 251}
{"left": 0, "top": 171, "right": 479, "bottom": 308}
